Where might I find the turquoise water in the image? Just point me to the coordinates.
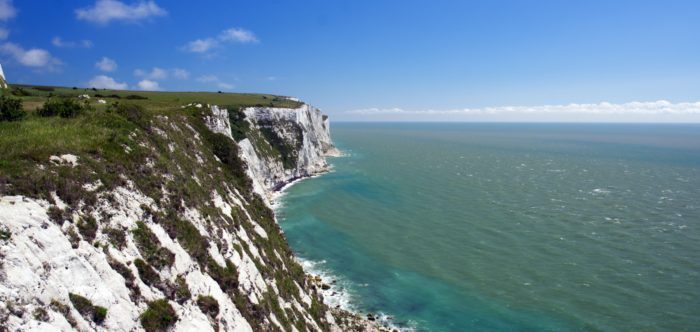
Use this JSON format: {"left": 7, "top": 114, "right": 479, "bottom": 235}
{"left": 277, "top": 123, "right": 700, "bottom": 331}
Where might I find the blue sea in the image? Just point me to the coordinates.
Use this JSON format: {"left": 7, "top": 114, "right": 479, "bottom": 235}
{"left": 276, "top": 123, "right": 700, "bottom": 331}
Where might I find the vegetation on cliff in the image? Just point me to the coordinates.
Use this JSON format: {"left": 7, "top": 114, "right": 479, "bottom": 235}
{"left": 0, "top": 84, "right": 370, "bottom": 331}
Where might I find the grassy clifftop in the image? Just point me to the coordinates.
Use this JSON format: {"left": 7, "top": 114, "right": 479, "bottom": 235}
{"left": 3, "top": 84, "right": 302, "bottom": 111}
{"left": 0, "top": 85, "right": 301, "bottom": 182}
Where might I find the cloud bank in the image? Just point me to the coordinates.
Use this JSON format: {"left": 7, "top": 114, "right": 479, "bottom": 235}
{"left": 347, "top": 101, "right": 700, "bottom": 122}
{"left": 76, "top": 0, "right": 166, "bottom": 25}
{"left": 351, "top": 101, "right": 700, "bottom": 115}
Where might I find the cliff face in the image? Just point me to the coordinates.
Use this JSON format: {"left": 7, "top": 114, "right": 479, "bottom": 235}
{"left": 237, "top": 105, "right": 340, "bottom": 201}
{"left": 0, "top": 103, "right": 365, "bottom": 332}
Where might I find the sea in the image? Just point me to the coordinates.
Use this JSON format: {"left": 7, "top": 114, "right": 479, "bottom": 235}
{"left": 275, "top": 123, "right": 700, "bottom": 332}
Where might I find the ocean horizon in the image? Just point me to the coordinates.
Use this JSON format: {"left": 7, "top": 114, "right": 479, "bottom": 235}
{"left": 277, "top": 122, "right": 700, "bottom": 331}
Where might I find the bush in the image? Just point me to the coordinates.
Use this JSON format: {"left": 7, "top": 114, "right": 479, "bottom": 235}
{"left": 77, "top": 215, "right": 98, "bottom": 242}
{"left": 207, "top": 258, "right": 238, "bottom": 293}
{"left": 104, "top": 227, "right": 127, "bottom": 249}
{"left": 140, "top": 299, "right": 177, "bottom": 332}
{"left": 10, "top": 86, "right": 31, "bottom": 96}
{"left": 133, "top": 221, "right": 175, "bottom": 269}
{"left": 0, "top": 95, "right": 25, "bottom": 121}
{"left": 174, "top": 276, "right": 191, "bottom": 304}
{"left": 37, "top": 97, "right": 89, "bottom": 118}
{"left": 69, "top": 293, "right": 107, "bottom": 325}
{"left": 134, "top": 258, "right": 161, "bottom": 287}
{"left": 196, "top": 295, "right": 219, "bottom": 318}
{"left": 125, "top": 94, "right": 148, "bottom": 100}
{"left": 108, "top": 102, "right": 149, "bottom": 128}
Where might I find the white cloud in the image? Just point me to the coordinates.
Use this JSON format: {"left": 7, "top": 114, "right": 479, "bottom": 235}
{"left": 0, "top": 42, "right": 61, "bottom": 69}
{"left": 136, "top": 79, "right": 160, "bottom": 91}
{"left": 0, "top": 28, "right": 8, "bottom": 40}
{"left": 219, "top": 28, "right": 258, "bottom": 43}
{"left": 134, "top": 67, "right": 167, "bottom": 80}
{"left": 76, "top": 0, "right": 166, "bottom": 25}
{"left": 0, "top": 0, "right": 16, "bottom": 21}
{"left": 183, "top": 27, "right": 258, "bottom": 53}
{"left": 172, "top": 68, "right": 189, "bottom": 79}
{"left": 87, "top": 75, "right": 128, "bottom": 89}
{"left": 183, "top": 38, "right": 218, "bottom": 53}
{"left": 95, "top": 57, "right": 117, "bottom": 72}
{"left": 52, "top": 37, "right": 93, "bottom": 48}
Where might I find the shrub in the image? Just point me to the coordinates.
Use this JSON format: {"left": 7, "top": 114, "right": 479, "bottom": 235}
{"left": 76, "top": 215, "right": 98, "bottom": 242}
{"left": 37, "top": 97, "right": 88, "bottom": 118}
{"left": 207, "top": 258, "right": 238, "bottom": 293}
{"left": 132, "top": 221, "right": 175, "bottom": 269}
{"left": 104, "top": 227, "right": 127, "bottom": 249}
{"left": 160, "top": 213, "right": 209, "bottom": 267}
{"left": 50, "top": 300, "right": 78, "bottom": 328}
{"left": 174, "top": 276, "right": 191, "bottom": 304}
{"left": 107, "top": 258, "right": 141, "bottom": 300}
{"left": 10, "top": 86, "right": 31, "bottom": 96}
{"left": 134, "top": 258, "right": 161, "bottom": 287}
{"left": 47, "top": 206, "right": 65, "bottom": 224}
{"left": 69, "top": 293, "right": 107, "bottom": 325}
{"left": 108, "top": 102, "right": 149, "bottom": 128}
{"left": 140, "top": 299, "right": 177, "bottom": 332}
{"left": 0, "top": 95, "right": 25, "bottom": 121}
{"left": 196, "top": 295, "right": 219, "bottom": 318}
{"left": 125, "top": 94, "right": 148, "bottom": 100}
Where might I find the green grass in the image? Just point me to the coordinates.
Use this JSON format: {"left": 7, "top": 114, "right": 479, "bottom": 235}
{"left": 1, "top": 84, "right": 303, "bottom": 112}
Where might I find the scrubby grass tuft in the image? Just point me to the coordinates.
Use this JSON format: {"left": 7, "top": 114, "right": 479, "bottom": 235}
{"left": 76, "top": 215, "right": 98, "bottom": 242}
{"left": 140, "top": 299, "right": 178, "bottom": 332}
{"left": 132, "top": 221, "right": 175, "bottom": 269}
{"left": 196, "top": 295, "right": 220, "bottom": 318}
{"left": 134, "top": 258, "right": 161, "bottom": 287}
{"left": 68, "top": 293, "right": 108, "bottom": 324}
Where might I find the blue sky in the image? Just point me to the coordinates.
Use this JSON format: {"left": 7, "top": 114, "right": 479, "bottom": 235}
{"left": 1, "top": 0, "right": 699, "bottom": 121}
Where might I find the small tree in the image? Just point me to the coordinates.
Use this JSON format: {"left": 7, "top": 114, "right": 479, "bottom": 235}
{"left": 0, "top": 95, "right": 25, "bottom": 121}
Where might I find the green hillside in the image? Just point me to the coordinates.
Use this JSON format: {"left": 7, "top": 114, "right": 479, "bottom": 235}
{"left": 0, "top": 84, "right": 303, "bottom": 113}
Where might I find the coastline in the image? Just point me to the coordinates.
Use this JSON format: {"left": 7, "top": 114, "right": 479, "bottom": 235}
{"left": 270, "top": 153, "right": 408, "bottom": 332}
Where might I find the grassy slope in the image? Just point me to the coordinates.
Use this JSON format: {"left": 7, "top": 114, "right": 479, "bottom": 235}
{"left": 2, "top": 84, "right": 302, "bottom": 112}
{"left": 0, "top": 84, "right": 302, "bottom": 179}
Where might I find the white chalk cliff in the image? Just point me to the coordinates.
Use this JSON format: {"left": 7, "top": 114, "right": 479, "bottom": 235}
{"left": 236, "top": 104, "right": 340, "bottom": 201}
{"left": 0, "top": 104, "right": 374, "bottom": 332}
